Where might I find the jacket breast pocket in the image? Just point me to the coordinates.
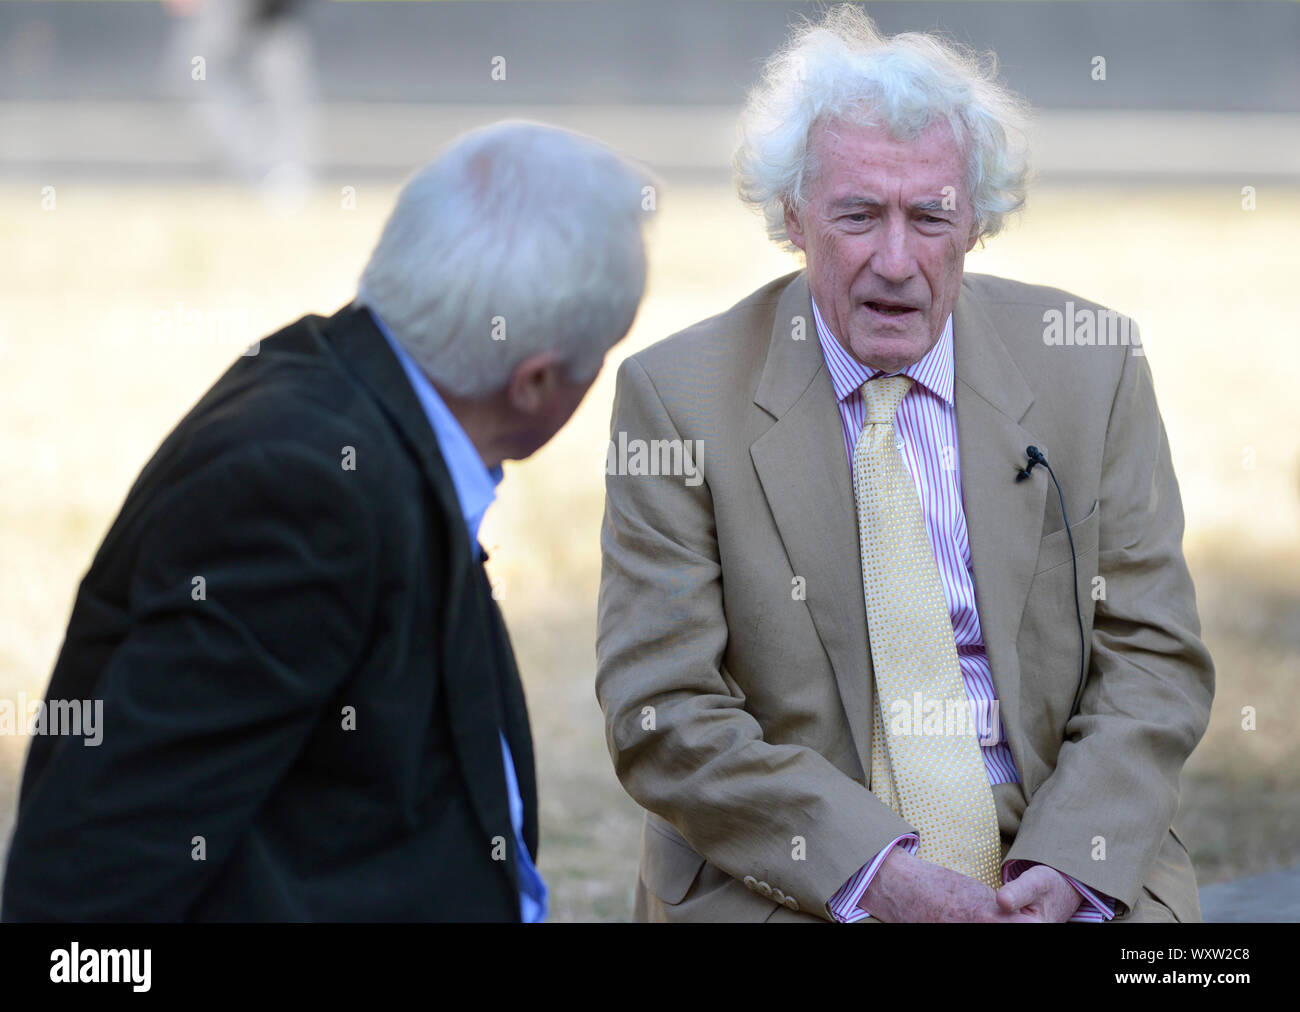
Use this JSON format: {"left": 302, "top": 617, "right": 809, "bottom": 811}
{"left": 1034, "top": 498, "right": 1101, "bottom": 575}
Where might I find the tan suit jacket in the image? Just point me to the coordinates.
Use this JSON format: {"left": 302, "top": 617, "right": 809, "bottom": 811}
{"left": 595, "top": 270, "right": 1214, "bottom": 923}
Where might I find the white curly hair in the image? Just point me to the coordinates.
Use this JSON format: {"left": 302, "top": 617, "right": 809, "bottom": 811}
{"left": 734, "top": 5, "right": 1032, "bottom": 251}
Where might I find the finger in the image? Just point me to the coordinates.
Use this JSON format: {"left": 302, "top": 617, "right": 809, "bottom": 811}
{"left": 1049, "top": 886, "right": 1084, "bottom": 923}
{"left": 986, "top": 906, "right": 1043, "bottom": 923}
{"left": 997, "top": 873, "right": 1046, "bottom": 912}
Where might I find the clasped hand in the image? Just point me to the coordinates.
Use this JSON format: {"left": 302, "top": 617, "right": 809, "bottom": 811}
{"left": 859, "top": 847, "right": 1083, "bottom": 922}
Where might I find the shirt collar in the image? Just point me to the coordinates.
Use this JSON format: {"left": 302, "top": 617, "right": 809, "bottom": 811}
{"left": 811, "top": 295, "right": 955, "bottom": 406}
{"left": 366, "top": 305, "right": 503, "bottom": 549}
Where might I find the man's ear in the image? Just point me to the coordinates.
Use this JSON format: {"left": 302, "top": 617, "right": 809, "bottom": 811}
{"left": 506, "top": 350, "right": 565, "bottom": 415}
{"left": 784, "top": 201, "right": 808, "bottom": 253}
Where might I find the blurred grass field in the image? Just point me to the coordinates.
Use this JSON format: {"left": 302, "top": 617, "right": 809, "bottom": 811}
{"left": 2, "top": 179, "right": 1298, "bottom": 920}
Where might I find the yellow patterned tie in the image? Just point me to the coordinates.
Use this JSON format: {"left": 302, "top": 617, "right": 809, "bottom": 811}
{"left": 853, "top": 375, "right": 1002, "bottom": 888}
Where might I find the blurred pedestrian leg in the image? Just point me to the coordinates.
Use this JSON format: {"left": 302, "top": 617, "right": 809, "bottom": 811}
{"left": 165, "top": 0, "right": 318, "bottom": 213}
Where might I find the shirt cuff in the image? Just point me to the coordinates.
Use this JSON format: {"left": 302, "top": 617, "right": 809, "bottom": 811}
{"left": 1001, "top": 859, "right": 1117, "bottom": 921}
{"left": 827, "top": 834, "right": 920, "bottom": 922}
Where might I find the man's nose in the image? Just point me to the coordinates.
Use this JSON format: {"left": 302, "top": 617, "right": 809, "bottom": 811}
{"left": 869, "top": 218, "right": 917, "bottom": 283}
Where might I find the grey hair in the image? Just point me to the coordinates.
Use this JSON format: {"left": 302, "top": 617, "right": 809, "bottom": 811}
{"left": 357, "top": 120, "right": 655, "bottom": 398}
{"left": 734, "top": 5, "right": 1031, "bottom": 251}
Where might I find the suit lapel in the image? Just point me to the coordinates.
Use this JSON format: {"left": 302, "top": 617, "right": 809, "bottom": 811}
{"left": 749, "top": 275, "right": 1050, "bottom": 790}
{"left": 952, "top": 281, "right": 1046, "bottom": 790}
{"left": 318, "top": 305, "right": 520, "bottom": 889}
{"left": 750, "top": 274, "right": 878, "bottom": 780}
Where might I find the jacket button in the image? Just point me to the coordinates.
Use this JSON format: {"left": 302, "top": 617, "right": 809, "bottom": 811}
{"left": 783, "top": 895, "right": 799, "bottom": 911}
{"left": 743, "top": 875, "right": 757, "bottom": 890}
{"left": 771, "top": 887, "right": 786, "bottom": 903}
{"left": 756, "top": 880, "right": 773, "bottom": 898}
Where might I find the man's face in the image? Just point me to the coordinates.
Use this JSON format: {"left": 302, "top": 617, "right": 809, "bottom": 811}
{"left": 785, "top": 116, "right": 979, "bottom": 374}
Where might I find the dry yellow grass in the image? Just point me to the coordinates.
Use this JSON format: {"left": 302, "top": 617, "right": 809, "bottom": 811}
{"left": 2, "top": 180, "right": 1297, "bottom": 919}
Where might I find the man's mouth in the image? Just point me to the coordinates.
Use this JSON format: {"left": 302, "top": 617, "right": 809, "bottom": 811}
{"left": 864, "top": 300, "right": 919, "bottom": 317}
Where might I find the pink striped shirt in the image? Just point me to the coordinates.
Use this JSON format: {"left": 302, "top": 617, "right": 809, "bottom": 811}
{"left": 812, "top": 298, "right": 1113, "bottom": 923}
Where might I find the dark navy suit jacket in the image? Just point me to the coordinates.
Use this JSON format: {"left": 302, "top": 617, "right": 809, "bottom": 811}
{"left": 2, "top": 305, "right": 537, "bottom": 921}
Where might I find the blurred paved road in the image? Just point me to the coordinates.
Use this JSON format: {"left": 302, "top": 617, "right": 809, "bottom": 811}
{"left": 1200, "top": 865, "right": 1300, "bottom": 922}
{"left": 3, "top": 1, "right": 1298, "bottom": 109}
{"left": 1, "top": 1, "right": 1296, "bottom": 180}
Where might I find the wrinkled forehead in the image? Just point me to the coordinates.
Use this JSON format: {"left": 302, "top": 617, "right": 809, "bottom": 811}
{"left": 806, "top": 114, "right": 970, "bottom": 204}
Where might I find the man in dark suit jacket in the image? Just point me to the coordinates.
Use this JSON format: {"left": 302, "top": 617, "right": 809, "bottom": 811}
{"left": 2, "top": 121, "right": 651, "bottom": 921}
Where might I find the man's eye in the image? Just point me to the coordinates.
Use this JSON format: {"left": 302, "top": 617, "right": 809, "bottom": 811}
{"left": 922, "top": 216, "right": 947, "bottom": 224}
{"left": 845, "top": 214, "right": 868, "bottom": 223}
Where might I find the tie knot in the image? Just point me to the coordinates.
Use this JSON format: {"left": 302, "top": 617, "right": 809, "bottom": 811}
{"left": 860, "top": 375, "right": 914, "bottom": 425}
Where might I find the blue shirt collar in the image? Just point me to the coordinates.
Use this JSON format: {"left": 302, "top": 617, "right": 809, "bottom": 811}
{"left": 366, "top": 306, "right": 503, "bottom": 550}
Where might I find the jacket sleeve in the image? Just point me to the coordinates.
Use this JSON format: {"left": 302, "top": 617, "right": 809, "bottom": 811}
{"left": 596, "top": 355, "right": 916, "bottom": 920}
{"left": 2, "top": 442, "right": 378, "bottom": 921}
{"left": 1003, "top": 341, "right": 1215, "bottom": 914}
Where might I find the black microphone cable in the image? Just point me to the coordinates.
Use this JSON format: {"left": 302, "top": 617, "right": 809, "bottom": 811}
{"left": 1016, "top": 445, "right": 1088, "bottom": 721}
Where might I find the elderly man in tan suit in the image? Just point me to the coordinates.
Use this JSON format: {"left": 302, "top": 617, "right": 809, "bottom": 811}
{"left": 595, "top": 7, "right": 1213, "bottom": 923}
